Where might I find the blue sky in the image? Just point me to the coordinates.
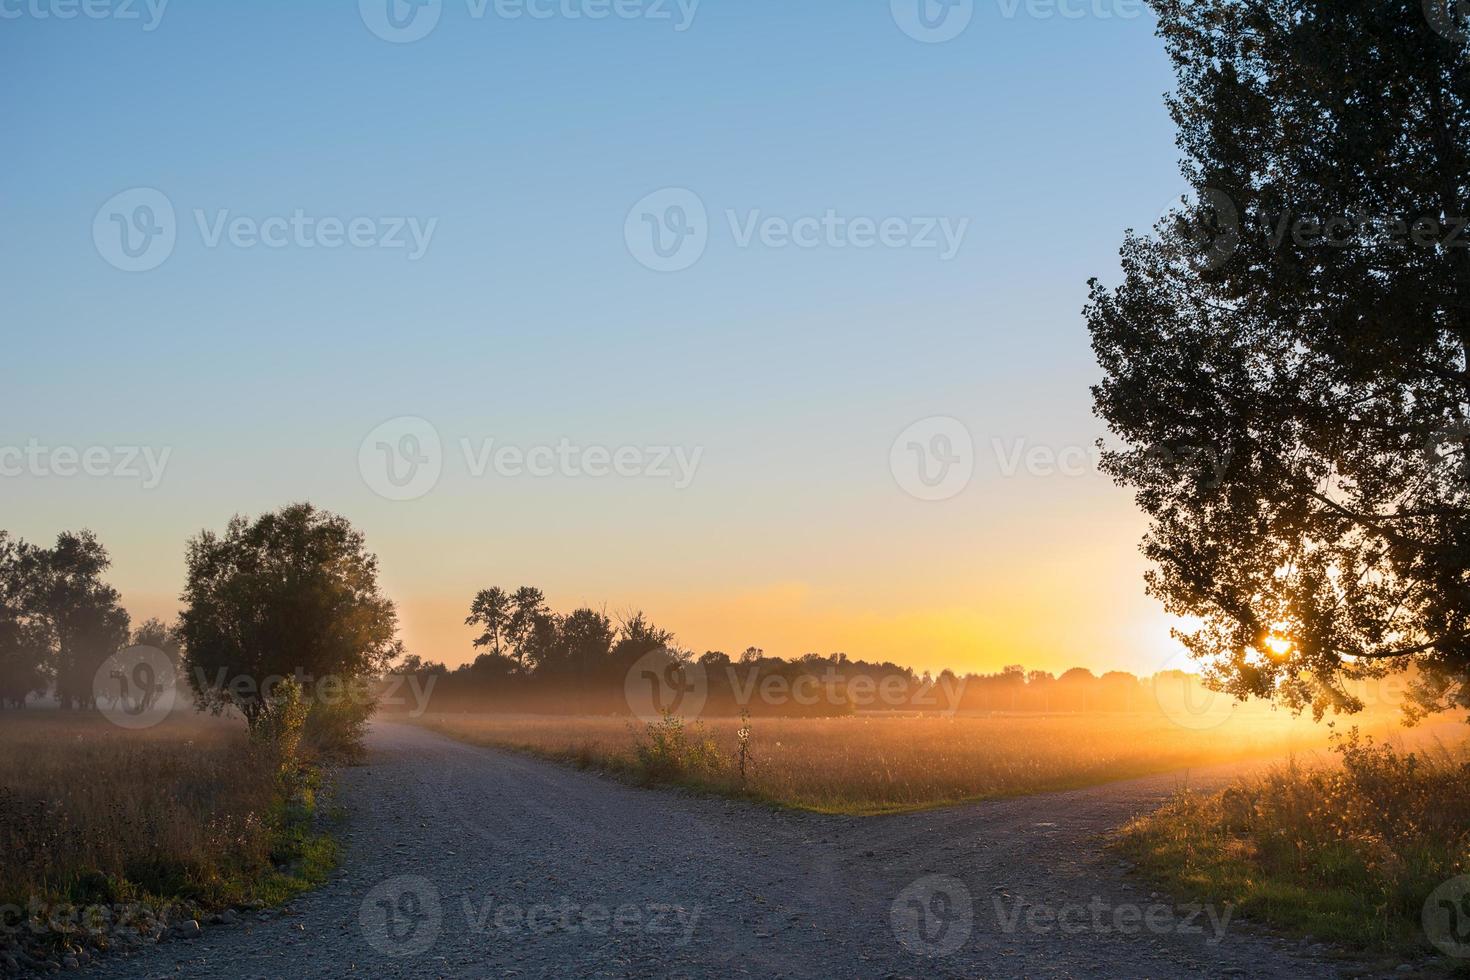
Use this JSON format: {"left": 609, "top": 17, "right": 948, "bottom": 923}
{"left": 1, "top": 0, "right": 1192, "bottom": 673}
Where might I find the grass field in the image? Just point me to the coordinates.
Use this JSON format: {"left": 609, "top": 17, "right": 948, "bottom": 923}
{"left": 412, "top": 709, "right": 1384, "bottom": 814}
{"left": 1118, "top": 730, "right": 1470, "bottom": 964}
{"left": 0, "top": 711, "right": 336, "bottom": 964}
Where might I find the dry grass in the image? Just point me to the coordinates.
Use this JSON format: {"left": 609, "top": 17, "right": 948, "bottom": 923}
{"left": 0, "top": 710, "right": 329, "bottom": 913}
{"left": 1119, "top": 730, "right": 1470, "bottom": 960}
{"left": 412, "top": 709, "right": 1374, "bottom": 814}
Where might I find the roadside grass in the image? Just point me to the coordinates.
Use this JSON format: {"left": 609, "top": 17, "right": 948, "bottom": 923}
{"left": 1117, "top": 730, "right": 1470, "bottom": 968}
{"left": 411, "top": 710, "right": 1357, "bottom": 814}
{"left": 0, "top": 711, "right": 338, "bottom": 962}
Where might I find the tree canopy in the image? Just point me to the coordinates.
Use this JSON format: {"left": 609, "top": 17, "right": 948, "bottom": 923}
{"left": 179, "top": 503, "right": 402, "bottom": 728}
{"left": 1088, "top": 0, "right": 1470, "bottom": 719}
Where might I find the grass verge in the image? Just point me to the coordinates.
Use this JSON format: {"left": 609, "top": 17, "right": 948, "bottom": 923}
{"left": 1117, "top": 730, "right": 1470, "bottom": 971}
{"left": 0, "top": 712, "right": 339, "bottom": 969}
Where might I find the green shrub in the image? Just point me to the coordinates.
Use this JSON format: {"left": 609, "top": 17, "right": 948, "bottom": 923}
{"left": 633, "top": 713, "right": 725, "bottom": 784}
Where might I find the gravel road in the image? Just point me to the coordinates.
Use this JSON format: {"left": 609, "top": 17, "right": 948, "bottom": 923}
{"left": 87, "top": 722, "right": 1344, "bottom": 979}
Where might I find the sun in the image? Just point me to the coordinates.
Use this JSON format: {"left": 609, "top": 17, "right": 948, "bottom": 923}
{"left": 1263, "top": 634, "right": 1294, "bottom": 660}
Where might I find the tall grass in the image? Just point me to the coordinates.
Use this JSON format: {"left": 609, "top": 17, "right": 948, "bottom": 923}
{"left": 1119, "top": 730, "right": 1470, "bottom": 955}
{"left": 0, "top": 711, "right": 336, "bottom": 934}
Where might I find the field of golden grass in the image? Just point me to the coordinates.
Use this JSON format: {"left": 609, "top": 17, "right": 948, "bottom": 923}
{"left": 0, "top": 710, "right": 334, "bottom": 927}
{"left": 411, "top": 709, "right": 1392, "bottom": 813}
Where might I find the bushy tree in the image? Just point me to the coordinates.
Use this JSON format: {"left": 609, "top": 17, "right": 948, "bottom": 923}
{"left": 1088, "top": 0, "right": 1470, "bottom": 719}
{"left": 466, "top": 585, "right": 554, "bottom": 674}
{"left": 21, "top": 532, "right": 130, "bottom": 710}
{"left": 0, "top": 533, "right": 47, "bottom": 708}
{"left": 179, "top": 503, "right": 402, "bottom": 740}
{"left": 131, "top": 617, "right": 183, "bottom": 668}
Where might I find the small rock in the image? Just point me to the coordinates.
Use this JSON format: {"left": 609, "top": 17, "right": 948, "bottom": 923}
{"left": 171, "top": 920, "right": 202, "bottom": 940}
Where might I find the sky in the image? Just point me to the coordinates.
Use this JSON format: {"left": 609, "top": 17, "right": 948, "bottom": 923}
{"left": 1, "top": 0, "right": 1193, "bottom": 677}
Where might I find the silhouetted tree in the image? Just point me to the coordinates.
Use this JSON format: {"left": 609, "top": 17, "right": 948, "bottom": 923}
{"left": 1089, "top": 0, "right": 1470, "bottom": 720}
{"left": 0, "top": 533, "right": 47, "bottom": 708}
{"left": 506, "top": 586, "right": 550, "bottom": 672}
{"left": 179, "top": 503, "right": 402, "bottom": 736}
{"left": 22, "top": 531, "right": 129, "bottom": 710}
{"left": 553, "top": 608, "right": 615, "bottom": 676}
{"left": 466, "top": 586, "right": 513, "bottom": 664}
{"left": 131, "top": 617, "right": 183, "bottom": 667}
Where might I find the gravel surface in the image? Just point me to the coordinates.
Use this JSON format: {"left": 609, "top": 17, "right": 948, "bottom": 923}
{"left": 85, "top": 722, "right": 1345, "bottom": 979}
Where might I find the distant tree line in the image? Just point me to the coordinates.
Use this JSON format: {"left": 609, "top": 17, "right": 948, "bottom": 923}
{"left": 3, "top": 517, "right": 1407, "bottom": 729}
{"left": 387, "top": 586, "right": 1167, "bottom": 716}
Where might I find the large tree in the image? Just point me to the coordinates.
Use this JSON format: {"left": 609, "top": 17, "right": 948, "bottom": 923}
{"left": 21, "top": 531, "right": 130, "bottom": 710}
{"left": 1088, "top": 0, "right": 1469, "bottom": 719}
{"left": 0, "top": 533, "right": 48, "bottom": 707}
{"left": 179, "top": 503, "right": 402, "bottom": 732}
